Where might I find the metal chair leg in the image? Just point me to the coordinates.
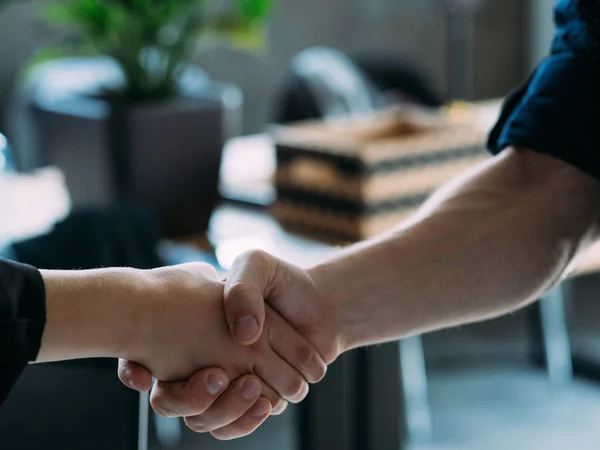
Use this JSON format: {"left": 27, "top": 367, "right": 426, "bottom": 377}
{"left": 399, "top": 335, "right": 432, "bottom": 443}
{"left": 154, "top": 414, "right": 182, "bottom": 448}
{"left": 539, "top": 285, "right": 573, "bottom": 385}
{"left": 138, "top": 392, "right": 150, "bottom": 450}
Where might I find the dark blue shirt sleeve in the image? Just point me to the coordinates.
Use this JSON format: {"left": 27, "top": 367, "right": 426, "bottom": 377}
{"left": 488, "top": 0, "right": 600, "bottom": 180}
{"left": 0, "top": 259, "right": 46, "bottom": 406}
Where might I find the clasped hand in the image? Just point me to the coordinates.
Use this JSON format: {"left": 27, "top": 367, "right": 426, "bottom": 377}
{"left": 118, "top": 251, "right": 342, "bottom": 440}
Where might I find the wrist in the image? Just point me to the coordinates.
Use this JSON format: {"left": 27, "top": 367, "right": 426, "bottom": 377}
{"left": 307, "top": 261, "right": 359, "bottom": 357}
{"left": 38, "top": 268, "right": 151, "bottom": 362}
{"left": 111, "top": 269, "right": 163, "bottom": 361}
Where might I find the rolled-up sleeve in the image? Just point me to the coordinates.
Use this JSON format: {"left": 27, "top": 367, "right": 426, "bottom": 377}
{"left": 0, "top": 259, "right": 46, "bottom": 406}
{"left": 488, "top": 0, "right": 600, "bottom": 180}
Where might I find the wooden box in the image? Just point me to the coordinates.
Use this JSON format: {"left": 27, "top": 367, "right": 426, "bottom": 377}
{"left": 271, "top": 106, "right": 490, "bottom": 242}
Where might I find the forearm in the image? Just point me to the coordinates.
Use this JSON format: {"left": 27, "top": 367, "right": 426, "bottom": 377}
{"left": 311, "top": 148, "right": 600, "bottom": 351}
{"left": 37, "top": 268, "right": 151, "bottom": 363}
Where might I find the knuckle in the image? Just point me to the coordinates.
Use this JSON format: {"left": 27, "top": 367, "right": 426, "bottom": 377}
{"left": 189, "top": 261, "right": 213, "bottom": 272}
{"left": 117, "top": 364, "right": 131, "bottom": 385}
{"left": 232, "top": 249, "right": 271, "bottom": 273}
{"left": 211, "top": 429, "right": 238, "bottom": 441}
{"left": 296, "top": 345, "right": 327, "bottom": 383}
{"left": 297, "top": 344, "right": 315, "bottom": 368}
{"left": 176, "top": 262, "right": 218, "bottom": 283}
{"left": 210, "top": 431, "right": 228, "bottom": 441}
{"left": 268, "top": 392, "right": 284, "bottom": 407}
{"left": 272, "top": 399, "right": 288, "bottom": 415}
{"left": 150, "top": 391, "right": 174, "bottom": 418}
{"left": 186, "top": 396, "right": 208, "bottom": 416}
{"left": 240, "top": 419, "right": 259, "bottom": 434}
{"left": 285, "top": 377, "right": 306, "bottom": 402}
{"left": 226, "top": 281, "right": 253, "bottom": 299}
{"left": 314, "top": 363, "right": 327, "bottom": 383}
{"left": 299, "top": 382, "right": 310, "bottom": 402}
{"left": 184, "top": 417, "right": 211, "bottom": 434}
{"left": 207, "top": 264, "right": 219, "bottom": 277}
{"left": 243, "top": 249, "right": 269, "bottom": 263}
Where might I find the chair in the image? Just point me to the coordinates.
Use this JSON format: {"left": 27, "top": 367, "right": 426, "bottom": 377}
{"left": 273, "top": 47, "right": 444, "bottom": 125}
{"left": 290, "top": 47, "right": 381, "bottom": 121}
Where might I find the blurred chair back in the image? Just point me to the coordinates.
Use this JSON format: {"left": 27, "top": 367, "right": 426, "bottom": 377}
{"left": 274, "top": 47, "right": 443, "bottom": 124}
{"left": 290, "top": 47, "right": 381, "bottom": 121}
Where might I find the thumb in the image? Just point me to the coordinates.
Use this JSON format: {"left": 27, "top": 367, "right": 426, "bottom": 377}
{"left": 224, "top": 250, "right": 276, "bottom": 345}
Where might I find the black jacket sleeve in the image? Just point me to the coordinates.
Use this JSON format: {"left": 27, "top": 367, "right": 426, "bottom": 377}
{"left": 0, "top": 259, "right": 46, "bottom": 406}
{"left": 488, "top": 0, "right": 600, "bottom": 181}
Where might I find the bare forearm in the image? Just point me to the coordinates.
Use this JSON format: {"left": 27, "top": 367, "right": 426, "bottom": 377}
{"left": 37, "top": 268, "right": 150, "bottom": 363}
{"left": 311, "top": 148, "right": 600, "bottom": 351}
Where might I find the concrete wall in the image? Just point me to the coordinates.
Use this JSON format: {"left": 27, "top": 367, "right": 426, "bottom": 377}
{"left": 529, "top": 0, "right": 556, "bottom": 70}
{"left": 197, "top": 0, "right": 527, "bottom": 132}
{"left": 0, "top": 1, "right": 52, "bottom": 126}
{"left": 0, "top": 0, "right": 527, "bottom": 134}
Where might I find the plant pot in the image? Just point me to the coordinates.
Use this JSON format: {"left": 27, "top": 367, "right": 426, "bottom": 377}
{"left": 26, "top": 58, "right": 243, "bottom": 238}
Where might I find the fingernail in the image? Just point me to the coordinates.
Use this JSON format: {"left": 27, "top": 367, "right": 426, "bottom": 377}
{"left": 251, "top": 401, "right": 270, "bottom": 418}
{"left": 234, "top": 315, "right": 259, "bottom": 341}
{"left": 206, "top": 374, "right": 228, "bottom": 395}
{"left": 241, "top": 379, "right": 261, "bottom": 400}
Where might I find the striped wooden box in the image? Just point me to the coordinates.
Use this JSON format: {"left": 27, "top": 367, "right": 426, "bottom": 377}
{"left": 270, "top": 107, "right": 490, "bottom": 243}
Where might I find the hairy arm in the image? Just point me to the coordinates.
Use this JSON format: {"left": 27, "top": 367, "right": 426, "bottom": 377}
{"left": 311, "top": 148, "right": 600, "bottom": 351}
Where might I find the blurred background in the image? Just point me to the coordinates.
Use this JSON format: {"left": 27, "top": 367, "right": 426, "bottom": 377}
{"left": 4, "top": 1, "right": 600, "bottom": 450}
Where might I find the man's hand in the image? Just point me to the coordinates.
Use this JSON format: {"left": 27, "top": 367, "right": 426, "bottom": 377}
{"left": 117, "top": 261, "right": 327, "bottom": 440}
{"left": 222, "top": 250, "right": 343, "bottom": 364}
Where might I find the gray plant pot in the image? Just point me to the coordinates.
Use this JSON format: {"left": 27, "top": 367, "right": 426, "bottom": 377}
{"left": 18, "top": 57, "right": 243, "bottom": 237}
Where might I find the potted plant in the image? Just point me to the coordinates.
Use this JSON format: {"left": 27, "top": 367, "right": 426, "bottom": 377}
{"left": 25, "top": 0, "right": 273, "bottom": 237}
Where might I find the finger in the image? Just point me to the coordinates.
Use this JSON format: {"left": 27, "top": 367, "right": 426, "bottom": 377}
{"left": 118, "top": 360, "right": 153, "bottom": 392}
{"left": 224, "top": 251, "right": 273, "bottom": 345}
{"left": 266, "top": 307, "right": 328, "bottom": 384}
{"left": 210, "top": 398, "right": 272, "bottom": 441}
{"left": 254, "top": 342, "right": 310, "bottom": 403}
{"left": 271, "top": 399, "right": 288, "bottom": 416}
{"left": 184, "top": 375, "right": 265, "bottom": 433}
{"left": 253, "top": 377, "right": 288, "bottom": 416}
{"left": 150, "top": 368, "right": 229, "bottom": 418}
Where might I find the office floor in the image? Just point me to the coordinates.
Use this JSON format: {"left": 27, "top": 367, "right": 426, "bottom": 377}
{"left": 149, "top": 407, "right": 297, "bottom": 450}
{"left": 149, "top": 365, "right": 600, "bottom": 450}
{"left": 412, "top": 365, "right": 600, "bottom": 450}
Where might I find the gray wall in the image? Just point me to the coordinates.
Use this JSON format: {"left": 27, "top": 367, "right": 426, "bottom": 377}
{"left": 529, "top": 0, "right": 556, "bottom": 70}
{"left": 0, "top": 1, "right": 51, "bottom": 127}
{"left": 0, "top": 0, "right": 527, "bottom": 134}
{"left": 196, "top": 0, "right": 527, "bottom": 132}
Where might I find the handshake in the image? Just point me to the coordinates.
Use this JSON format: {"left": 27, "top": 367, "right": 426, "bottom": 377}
{"left": 35, "top": 150, "right": 553, "bottom": 440}
{"left": 114, "top": 250, "right": 344, "bottom": 440}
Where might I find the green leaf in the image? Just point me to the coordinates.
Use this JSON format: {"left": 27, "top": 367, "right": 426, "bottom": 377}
{"left": 224, "top": 25, "right": 268, "bottom": 52}
{"left": 237, "top": 0, "right": 273, "bottom": 21}
{"left": 41, "top": 3, "right": 82, "bottom": 26}
{"left": 36, "top": 0, "right": 274, "bottom": 102}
